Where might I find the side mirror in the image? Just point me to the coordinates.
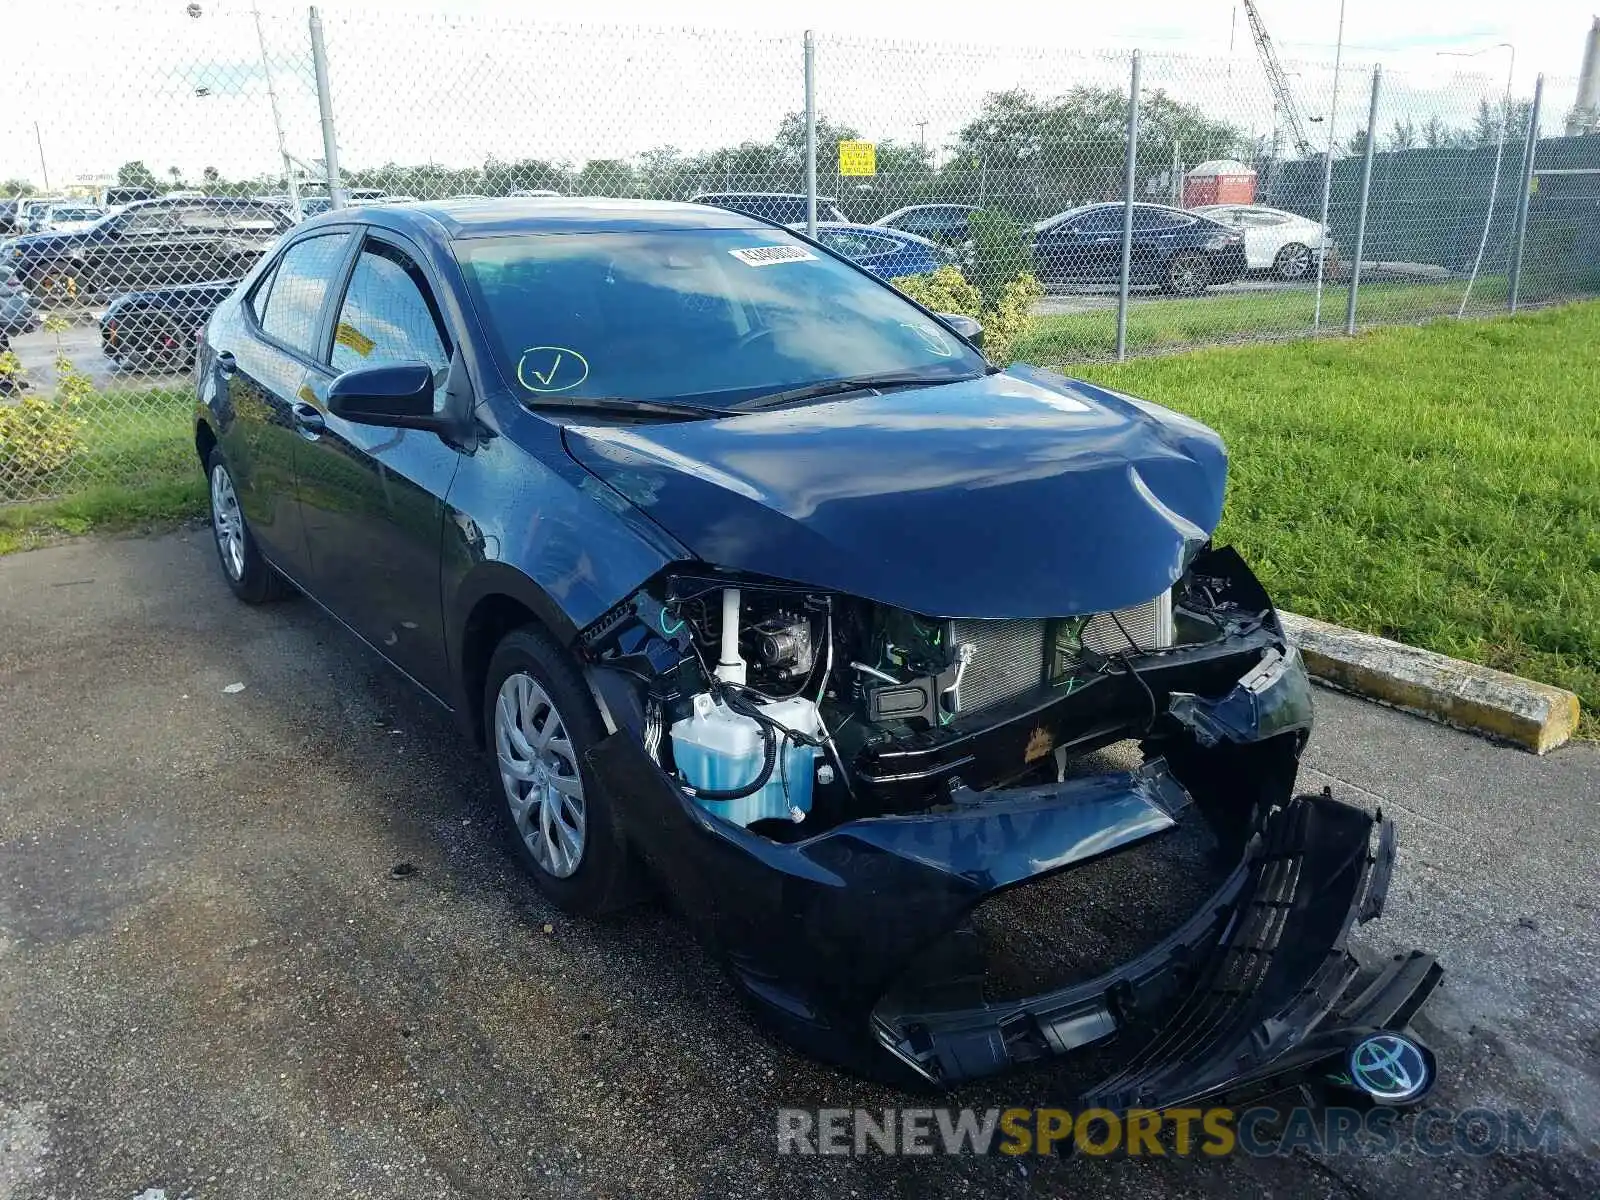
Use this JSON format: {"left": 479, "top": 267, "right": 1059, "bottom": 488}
{"left": 327, "top": 361, "right": 442, "bottom": 431}
{"left": 938, "top": 313, "right": 984, "bottom": 349}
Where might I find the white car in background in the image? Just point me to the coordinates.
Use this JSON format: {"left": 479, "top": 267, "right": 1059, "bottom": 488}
{"left": 1192, "top": 204, "right": 1336, "bottom": 281}
{"left": 34, "top": 203, "right": 106, "bottom": 234}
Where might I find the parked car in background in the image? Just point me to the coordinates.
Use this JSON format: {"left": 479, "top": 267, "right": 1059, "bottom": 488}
{"left": 509, "top": 189, "right": 563, "bottom": 198}
{"left": 790, "top": 221, "right": 952, "bottom": 279}
{"left": 100, "top": 277, "right": 238, "bottom": 372}
{"left": 1, "top": 196, "right": 293, "bottom": 301}
{"left": 1031, "top": 202, "right": 1246, "bottom": 295}
{"left": 0, "top": 199, "right": 22, "bottom": 236}
{"left": 874, "top": 203, "right": 981, "bottom": 247}
{"left": 15, "top": 197, "right": 66, "bottom": 232}
{"left": 1191, "top": 204, "right": 1335, "bottom": 280}
{"left": 190, "top": 197, "right": 1439, "bottom": 1103}
{"left": 101, "top": 185, "right": 160, "bottom": 212}
{"left": 0, "top": 273, "right": 39, "bottom": 336}
{"left": 690, "top": 191, "right": 850, "bottom": 224}
{"left": 30, "top": 203, "right": 106, "bottom": 234}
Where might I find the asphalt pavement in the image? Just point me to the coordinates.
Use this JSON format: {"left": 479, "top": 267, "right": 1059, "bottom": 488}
{"left": 0, "top": 529, "right": 1596, "bottom": 1199}
{"left": 7, "top": 322, "right": 187, "bottom": 394}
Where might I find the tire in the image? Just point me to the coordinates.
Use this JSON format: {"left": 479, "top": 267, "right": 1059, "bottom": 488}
{"left": 133, "top": 316, "right": 187, "bottom": 373}
{"left": 1274, "top": 242, "right": 1313, "bottom": 281}
{"left": 1164, "top": 251, "right": 1211, "bottom": 296}
{"left": 205, "top": 447, "right": 291, "bottom": 604}
{"left": 483, "top": 625, "right": 637, "bottom": 916}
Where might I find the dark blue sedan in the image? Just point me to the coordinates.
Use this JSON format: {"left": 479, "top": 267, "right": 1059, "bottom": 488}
{"left": 1031, "top": 202, "right": 1246, "bottom": 294}
{"left": 192, "top": 197, "right": 1437, "bottom": 1103}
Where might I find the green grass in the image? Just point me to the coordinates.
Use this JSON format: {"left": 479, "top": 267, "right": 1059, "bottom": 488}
{"left": 0, "top": 386, "right": 203, "bottom": 553}
{"left": 1017, "top": 277, "right": 1512, "bottom": 362}
{"left": 1070, "top": 302, "right": 1600, "bottom": 734}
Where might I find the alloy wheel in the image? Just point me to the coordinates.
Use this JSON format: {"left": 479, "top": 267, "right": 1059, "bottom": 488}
{"left": 494, "top": 672, "right": 587, "bottom": 878}
{"left": 1169, "top": 254, "right": 1207, "bottom": 294}
{"left": 1277, "top": 243, "right": 1312, "bottom": 280}
{"left": 210, "top": 463, "right": 245, "bottom": 581}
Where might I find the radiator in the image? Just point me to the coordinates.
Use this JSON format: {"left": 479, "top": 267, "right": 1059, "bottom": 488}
{"left": 948, "top": 592, "right": 1173, "bottom": 713}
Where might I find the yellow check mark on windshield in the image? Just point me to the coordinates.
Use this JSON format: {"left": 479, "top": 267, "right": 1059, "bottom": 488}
{"left": 527, "top": 352, "right": 563, "bottom": 387}
{"left": 516, "top": 345, "right": 589, "bottom": 393}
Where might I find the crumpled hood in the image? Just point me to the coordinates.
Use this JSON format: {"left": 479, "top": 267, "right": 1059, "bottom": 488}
{"left": 561, "top": 364, "right": 1227, "bottom": 618}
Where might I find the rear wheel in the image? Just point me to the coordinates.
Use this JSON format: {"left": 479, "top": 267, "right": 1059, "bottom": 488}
{"left": 484, "top": 625, "right": 637, "bottom": 915}
{"left": 1164, "top": 251, "right": 1211, "bottom": 296}
{"left": 137, "top": 315, "right": 188, "bottom": 372}
{"left": 206, "top": 447, "right": 290, "bottom": 604}
{"left": 1274, "top": 242, "right": 1313, "bottom": 281}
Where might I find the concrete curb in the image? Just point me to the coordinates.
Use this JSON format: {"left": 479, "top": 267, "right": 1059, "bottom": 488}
{"left": 1279, "top": 611, "right": 1581, "bottom": 755}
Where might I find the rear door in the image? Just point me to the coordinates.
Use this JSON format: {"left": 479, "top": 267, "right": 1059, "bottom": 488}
{"left": 215, "top": 228, "right": 356, "bottom": 582}
{"left": 1037, "top": 207, "right": 1123, "bottom": 281}
{"left": 295, "top": 230, "right": 462, "bottom": 695}
{"left": 1132, "top": 206, "right": 1197, "bottom": 276}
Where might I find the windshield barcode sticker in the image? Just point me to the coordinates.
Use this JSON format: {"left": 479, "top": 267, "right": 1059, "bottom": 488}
{"left": 730, "top": 245, "right": 817, "bottom": 267}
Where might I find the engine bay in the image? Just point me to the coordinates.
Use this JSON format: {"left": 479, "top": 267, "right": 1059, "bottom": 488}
{"left": 580, "top": 544, "right": 1287, "bottom": 839}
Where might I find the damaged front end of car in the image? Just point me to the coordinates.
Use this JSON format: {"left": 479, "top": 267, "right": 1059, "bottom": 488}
{"left": 573, "top": 540, "right": 1442, "bottom": 1109}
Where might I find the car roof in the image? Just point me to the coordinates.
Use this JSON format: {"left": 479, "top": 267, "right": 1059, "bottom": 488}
{"left": 690, "top": 191, "right": 839, "bottom": 201}
{"left": 882, "top": 203, "right": 979, "bottom": 216}
{"left": 306, "top": 196, "right": 776, "bottom": 241}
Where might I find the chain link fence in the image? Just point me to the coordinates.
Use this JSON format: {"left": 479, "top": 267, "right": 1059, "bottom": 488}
{"left": 1, "top": 0, "right": 1596, "bottom": 504}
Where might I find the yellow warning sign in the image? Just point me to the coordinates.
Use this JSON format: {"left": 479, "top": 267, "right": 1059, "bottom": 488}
{"left": 838, "top": 140, "right": 877, "bottom": 176}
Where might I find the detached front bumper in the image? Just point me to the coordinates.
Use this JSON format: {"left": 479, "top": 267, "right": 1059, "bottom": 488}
{"left": 586, "top": 623, "right": 1441, "bottom": 1107}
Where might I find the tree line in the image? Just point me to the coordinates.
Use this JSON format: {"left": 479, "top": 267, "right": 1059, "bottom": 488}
{"left": 2, "top": 90, "right": 1536, "bottom": 217}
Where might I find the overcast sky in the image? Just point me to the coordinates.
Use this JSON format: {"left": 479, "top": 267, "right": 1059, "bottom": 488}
{"left": 2, "top": 0, "right": 1593, "bottom": 188}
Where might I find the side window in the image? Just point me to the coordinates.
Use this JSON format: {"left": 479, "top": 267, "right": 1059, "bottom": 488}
{"left": 1134, "top": 207, "right": 1189, "bottom": 230}
{"left": 330, "top": 240, "right": 449, "bottom": 374}
{"left": 1074, "top": 208, "right": 1123, "bottom": 234}
{"left": 119, "top": 208, "right": 178, "bottom": 235}
{"left": 247, "top": 261, "right": 279, "bottom": 324}
{"left": 258, "top": 233, "right": 351, "bottom": 357}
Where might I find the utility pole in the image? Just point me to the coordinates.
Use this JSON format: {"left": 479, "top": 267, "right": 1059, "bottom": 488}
{"left": 33, "top": 123, "right": 49, "bottom": 192}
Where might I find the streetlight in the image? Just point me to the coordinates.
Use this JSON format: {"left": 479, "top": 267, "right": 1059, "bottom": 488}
{"left": 1438, "top": 43, "right": 1515, "bottom": 318}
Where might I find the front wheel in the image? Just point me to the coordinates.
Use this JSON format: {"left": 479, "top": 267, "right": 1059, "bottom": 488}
{"left": 1164, "top": 251, "right": 1211, "bottom": 296}
{"left": 1274, "top": 242, "right": 1314, "bottom": 281}
{"left": 484, "top": 625, "right": 638, "bottom": 915}
{"left": 206, "top": 448, "right": 290, "bottom": 603}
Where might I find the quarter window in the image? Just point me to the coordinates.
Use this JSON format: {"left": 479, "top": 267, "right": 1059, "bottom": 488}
{"left": 330, "top": 241, "right": 449, "bottom": 373}
{"left": 258, "top": 233, "right": 350, "bottom": 357}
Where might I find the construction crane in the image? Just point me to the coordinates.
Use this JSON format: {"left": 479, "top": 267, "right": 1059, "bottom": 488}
{"left": 1243, "top": 1, "right": 1316, "bottom": 157}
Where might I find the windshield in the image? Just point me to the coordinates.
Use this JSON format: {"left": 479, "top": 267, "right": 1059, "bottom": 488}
{"left": 456, "top": 227, "right": 986, "bottom": 409}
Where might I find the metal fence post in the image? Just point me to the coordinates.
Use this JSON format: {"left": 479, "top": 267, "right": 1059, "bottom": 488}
{"left": 1508, "top": 74, "right": 1545, "bottom": 313}
{"left": 1458, "top": 45, "right": 1515, "bottom": 318}
{"left": 309, "top": 6, "right": 345, "bottom": 209}
{"left": 1115, "top": 49, "right": 1141, "bottom": 363}
{"left": 804, "top": 31, "right": 817, "bottom": 238}
{"left": 1345, "top": 65, "right": 1382, "bottom": 334}
{"left": 1312, "top": 3, "right": 1348, "bottom": 332}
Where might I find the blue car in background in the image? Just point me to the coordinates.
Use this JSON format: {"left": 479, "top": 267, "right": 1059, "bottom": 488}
{"left": 791, "top": 222, "right": 952, "bottom": 280}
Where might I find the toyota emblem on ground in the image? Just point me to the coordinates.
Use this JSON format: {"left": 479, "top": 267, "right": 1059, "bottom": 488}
{"left": 1348, "top": 1032, "right": 1434, "bottom": 1105}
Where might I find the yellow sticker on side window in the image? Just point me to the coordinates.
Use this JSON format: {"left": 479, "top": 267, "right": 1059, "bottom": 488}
{"left": 335, "top": 322, "right": 375, "bottom": 357}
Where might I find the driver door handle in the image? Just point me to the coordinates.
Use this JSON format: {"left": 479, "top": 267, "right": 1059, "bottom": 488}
{"left": 292, "top": 401, "right": 325, "bottom": 440}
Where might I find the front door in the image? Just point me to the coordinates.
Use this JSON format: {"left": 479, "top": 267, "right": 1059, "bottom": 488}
{"left": 216, "top": 229, "right": 355, "bottom": 582}
{"left": 295, "top": 232, "right": 461, "bottom": 697}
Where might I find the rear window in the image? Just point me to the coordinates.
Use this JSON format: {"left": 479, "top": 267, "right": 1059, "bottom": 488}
{"left": 257, "top": 232, "right": 350, "bottom": 356}
{"left": 457, "top": 226, "right": 985, "bottom": 408}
